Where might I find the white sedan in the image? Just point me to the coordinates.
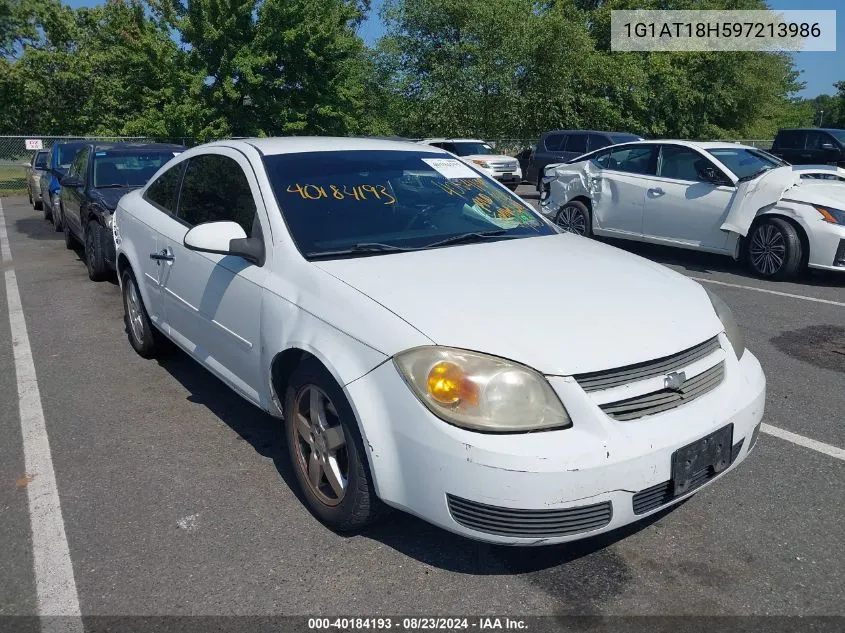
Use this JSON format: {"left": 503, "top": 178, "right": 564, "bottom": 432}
{"left": 113, "top": 137, "right": 764, "bottom": 545}
{"left": 540, "top": 140, "right": 845, "bottom": 279}
{"left": 418, "top": 138, "right": 522, "bottom": 189}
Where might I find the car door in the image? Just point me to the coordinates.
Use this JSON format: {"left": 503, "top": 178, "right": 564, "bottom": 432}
{"left": 777, "top": 130, "right": 807, "bottom": 164}
{"left": 157, "top": 150, "right": 268, "bottom": 404}
{"left": 62, "top": 147, "right": 89, "bottom": 238}
{"left": 561, "top": 133, "right": 589, "bottom": 161}
{"left": 805, "top": 130, "right": 841, "bottom": 165}
{"left": 589, "top": 144, "right": 657, "bottom": 236}
{"left": 641, "top": 144, "right": 734, "bottom": 251}
{"left": 529, "top": 133, "right": 567, "bottom": 183}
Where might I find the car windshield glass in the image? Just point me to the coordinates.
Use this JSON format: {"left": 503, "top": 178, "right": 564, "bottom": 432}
{"left": 706, "top": 148, "right": 783, "bottom": 180}
{"left": 93, "top": 151, "right": 177, "bottom": 188}
{"left": 34, "top": 152, "right": 48, "bottom": 168}
{"left": 826, "top": 130, "right": 845, "bottom": 144}
{"left": 450, "top": 142, "right": 494, "bottom": 156}
{"left": 262, "top": 150, "right": 552, "bottom": 259}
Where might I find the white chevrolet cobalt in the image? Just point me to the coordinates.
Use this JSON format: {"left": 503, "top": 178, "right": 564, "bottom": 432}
{"left": 113, "top": 138, "right": 765, "bottom": 545}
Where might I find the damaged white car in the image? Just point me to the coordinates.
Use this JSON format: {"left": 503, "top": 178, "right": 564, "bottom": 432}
{"left": 540, "top": 141, "right": 845, "bottom": 279}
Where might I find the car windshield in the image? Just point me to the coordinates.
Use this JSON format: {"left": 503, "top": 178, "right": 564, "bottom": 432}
{"left": 827, "top": 130, "right": 845, "bottom": 144}
{"left": 707, "top": 147, "right": 784, "bottom": 180}
{"left": 34, "top": 152, "right": 48, "bottom": 168}
{"left": 262, "top": 150, "right": 553, "bottom": 260}
{"left": 93, "top": 150, "right": 178, "bottom": 188}
{"left": 450, "top": 142, "right": 494, "bottom": 156}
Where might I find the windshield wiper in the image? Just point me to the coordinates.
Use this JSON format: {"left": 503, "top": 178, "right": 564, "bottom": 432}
{"left": 305, "top": 242, "right": 418, "bottom": 260}
{"left": 737, "top": 166, "right": 775, "bottom": 183}
{"left": 423, "top": 229, "right": 509, "bottom": 249}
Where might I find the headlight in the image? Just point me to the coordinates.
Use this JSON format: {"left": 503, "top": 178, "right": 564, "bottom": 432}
{"left": 104, "top": 212, "right": 113, "bottom": 228}
{"left": 706, "top": 290, "right": 745, "bottom": 359}
{"left": 813, "top": 205, "right": 845, "bottom": 225}
{"left": 471, "top": 159, "right": 490, "bottom": 168}
{"left": 393, "top": 347, "right": 571, "bottom": 432}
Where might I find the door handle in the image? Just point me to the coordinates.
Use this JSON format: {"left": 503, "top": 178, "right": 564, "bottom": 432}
{"left": 149, "top": 248, "right": 174, "bottom": 263}
{"left": 648, "top": 187, "right": 665, "bottom": 197}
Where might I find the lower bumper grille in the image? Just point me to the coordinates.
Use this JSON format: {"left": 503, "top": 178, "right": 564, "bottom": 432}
{"left": 447, "top": 495, "right": 612, "bottom": 538}
{"left": 834, "top": 239, "right": 845, "bottom": 267}
{"left": 632, "top": 439, "right": 744, "bottom": 515}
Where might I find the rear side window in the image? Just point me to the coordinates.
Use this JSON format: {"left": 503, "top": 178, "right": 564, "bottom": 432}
{"left": 145, "top": 163, "right": 186, "bottom": 214}
{"left": 544, "top": 133, "right": 567, "bottom": 151}
{"left": 564, "top": 134, "right": 589, "bottom": 154}
{"left": 177, "top": 154, "right": 258, "bottom": 237}
{"left": 588, "top": 135, "right": 612, "bottom": 151}
{"left": 774, "top": 130, "right": 804, "bottom": 149}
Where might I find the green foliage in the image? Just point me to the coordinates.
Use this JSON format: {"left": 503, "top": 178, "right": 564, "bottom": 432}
{"left": 0, "top": 0, "right": 837, "bottom": 142}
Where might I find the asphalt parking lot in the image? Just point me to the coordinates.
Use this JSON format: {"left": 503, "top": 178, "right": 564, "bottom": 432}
{"left": 1, "top": 189, "right": 843, "bottom": 621}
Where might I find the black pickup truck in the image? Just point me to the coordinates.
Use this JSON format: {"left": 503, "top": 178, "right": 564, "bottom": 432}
{"left": 769, "top": 128, "right": 845, "bottom": 167}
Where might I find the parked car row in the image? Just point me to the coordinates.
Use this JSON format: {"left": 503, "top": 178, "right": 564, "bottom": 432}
{"left": 26, "top": 136, "right": 765, "bottom": 546}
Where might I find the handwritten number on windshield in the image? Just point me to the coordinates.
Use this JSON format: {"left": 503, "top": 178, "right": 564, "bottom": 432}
{"left": 286, "top": 183, "right": 396, "bottom": 205}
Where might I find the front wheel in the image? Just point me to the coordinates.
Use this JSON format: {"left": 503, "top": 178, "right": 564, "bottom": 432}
{"left": 554, "top": 200, "right": 592, "bottom": 237}
{"left": 52, "top": 203, "right": 63, "bottom": 232}
{"left": 744, "top": 218, "right": 803, "bottom": 280}
{"left": 85, "top": 221, "right": 108, "bottom": 281}
{"left": 284, "top": 358, "right": 387, "bottom": 532}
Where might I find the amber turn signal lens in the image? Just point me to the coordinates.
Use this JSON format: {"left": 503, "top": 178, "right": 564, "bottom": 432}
{"left": 426, "top": 361, "right": 478, "bottom": 405}
{"left": 817, "top": 207, "right": 838, "bottom": 224}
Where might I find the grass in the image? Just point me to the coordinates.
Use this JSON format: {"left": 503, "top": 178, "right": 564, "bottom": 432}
{"left": 0, "top": 163, "right": 30, "bottom": 196}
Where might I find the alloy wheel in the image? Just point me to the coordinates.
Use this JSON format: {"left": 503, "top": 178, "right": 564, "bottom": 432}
{"left": 555, "top": 205, "right": 588, "bottom": 235}
{"left": 125, "top": 281, "right": 146, "bottom": 344}
{"left": 292, "top": 385, "right": 348, "bottom": 507}
{"left": 749, "top": 224, "right": 786, "bottom": 275}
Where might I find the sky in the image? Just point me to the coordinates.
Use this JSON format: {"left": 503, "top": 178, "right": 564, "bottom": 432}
{"left": 66, "top": 0, "right": 841, "bottom": 98}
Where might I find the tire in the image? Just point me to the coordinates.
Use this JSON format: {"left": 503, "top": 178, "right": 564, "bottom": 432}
{"left": 506, "top": 183, "right": 519, "bottom": 192}
{"left": 63, "top": 212, "right": 76, "bottom": 249}
{"left": 85, "top": 220, "right": 108, "bottom": 281}
{"left": 744, "top": 217, "right": 803, "bottom": 280}
{"left": 284, "top": 358, "right": 387, "bottom": 532}
{"left": 554, "top": 200, "right": 592, "bottom": 237}
{"left": 121, "top": 268, "right": 163, "bottom": 358}
{"left": 43, "top": 198, "right": 52, "bottom": 222}
{"left": 34, "top": 199, "right": 42, "bottom": 211}
{"left": 52, "top": 202, "right": 63, "bottom": 232}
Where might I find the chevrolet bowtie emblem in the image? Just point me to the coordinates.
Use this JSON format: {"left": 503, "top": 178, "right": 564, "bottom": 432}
{"left": 664, "top": 371, "right": 687, "bottom": 391}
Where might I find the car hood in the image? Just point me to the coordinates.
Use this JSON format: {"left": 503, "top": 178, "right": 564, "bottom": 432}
{"left": 783, "top": 181, "right": 845, "bottom": 209}
{"left": 313, "top": 234, "right": 723, "bottom": 375}
{"left": 462, "top": 154, "right": 520, "bottom": 167}
{"left": 91, "top": 186, "right": 139, "bottom": 211}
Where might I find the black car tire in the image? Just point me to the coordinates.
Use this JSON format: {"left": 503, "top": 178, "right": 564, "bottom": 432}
{"left": 744, "top": 217, "right": 803, "bottom": 280}
{"left": 85, "top": 220, "right": 108, "bottom": 281}
{"left": 52, "top": 203, "right": 63, "bottom": 232}
{"left": 63, "top": 213, "right": 76, "bottom": 249}
{"left": 506, "top": 183, "right": 519, "bottom": 191}
{"left": 554, "top": 200, "right": 592, "bottom": 237}
{"left": 43, "top": 198, "right": 52, "bottom": 222}
{"left": 284, "top": 358, "right": 388, "bottom": 532}
{"left": 34, "top": 199, "right": 42, "bottom": 211}
{"left": 121, "top": 268, "right": 163, "bottom": 358}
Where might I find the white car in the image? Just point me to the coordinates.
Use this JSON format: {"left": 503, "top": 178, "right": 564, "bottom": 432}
{"left": 113, "top": 137, "right": 764, "bottom": 545}
{"left": 539, "top": 140, "right": 845, "bottom": 279}
{"left": 418, "top": 138, "right": 522, "bottom": 190}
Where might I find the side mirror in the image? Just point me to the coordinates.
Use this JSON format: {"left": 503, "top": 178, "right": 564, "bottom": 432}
{"left": 821, "top": 143, "right": 836, "bottom": 151}
{"left": 61, "top": 176, "right": 83, "bottom": 188}
{"left": 698, "top": 166, "right": 724, "bottom": 184}
{"left": 183, "top": 221, "right": 264, "bottom": 265}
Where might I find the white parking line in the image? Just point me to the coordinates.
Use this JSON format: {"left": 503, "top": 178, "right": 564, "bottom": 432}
{"left": 761, "top": 423, "right": 845, "bottom": 462}
{"left": 690, "top": 276, "right": 845, "bottom": 308}
{"left": 0, "top": 200, "right": 83, "bottom": 630}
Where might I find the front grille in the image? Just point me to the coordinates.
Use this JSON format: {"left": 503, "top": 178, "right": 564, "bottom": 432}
{"left": 599, "top": 362, "right": 725, "bottom": 421}
{"left": 574, "top": 337, "right": 720, "bottom": 393}
{"left": 834, "top": 239, "right": 845, "bottom": 266}
{"left": 632, "top": 439, "right": 744, "bottom": 514}
{"left": 490, "top": 161, "right": 519, "bottom": 173}
{"left": 447, "top": 494, "right": 612, "bottom": 538}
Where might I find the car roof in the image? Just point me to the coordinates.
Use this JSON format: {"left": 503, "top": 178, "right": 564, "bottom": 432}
{"left": 541, "top": 130, "right": 641, "bottom": 137}
{"left": 221, "top": 137, "right": 449, "bottom": 156}
{"left": 420, "top": 138, "right": 487, "bottom": 143}
{"left": 777, "top": 128, "right": 845, "bottom": 133}
{"left": 596, "top": 139, "right": 758, "bottom": 151}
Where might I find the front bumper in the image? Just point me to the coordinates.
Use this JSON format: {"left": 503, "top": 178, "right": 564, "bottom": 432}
{"left": 346, "top": 341, "right": 765, "bottom": 545}
{"left": 807, "top": 221, "right": 845, "bottom": 271}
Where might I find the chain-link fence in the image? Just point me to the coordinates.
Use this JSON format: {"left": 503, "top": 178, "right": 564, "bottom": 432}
{"left": 0, "top": 135, "right": 194, "bottom": 195}
{"left": 0, "top": 134, "right": 775, "bottom": 196}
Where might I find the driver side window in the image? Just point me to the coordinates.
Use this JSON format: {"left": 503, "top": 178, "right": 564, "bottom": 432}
{"left": 657, "top": 145, "right": 714, "bottom": 181}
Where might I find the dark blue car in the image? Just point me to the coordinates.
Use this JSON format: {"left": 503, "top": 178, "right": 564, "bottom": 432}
{"left": 38, "top": 141, "right": 87, "bottom": 227}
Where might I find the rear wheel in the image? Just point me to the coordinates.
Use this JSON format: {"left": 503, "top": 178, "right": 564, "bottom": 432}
{"left": 85, "top": 220, "right": 108, "bottom": 281}
{"left": 284, "top": 358, "right": 387, "bottom": 532}
{"left": 744, "top": 217, "right": 803, "bottom": 280}
{"left": 121, "top": 268, "right": 163, "bottom": 358}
